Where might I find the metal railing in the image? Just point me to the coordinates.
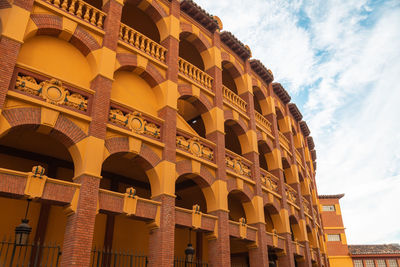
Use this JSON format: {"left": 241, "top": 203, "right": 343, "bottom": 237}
{"left": 91, "top": 247, "right": 148, "bottom": 267}
{"left": 0, "top": 239, "right": 61, "bottom": 267}
{"left": 174, "top": 257, "right": 208, "bottom": 267}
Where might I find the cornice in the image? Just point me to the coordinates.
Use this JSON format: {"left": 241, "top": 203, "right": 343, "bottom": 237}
{"left": 180, "top": 0, "right": 219, "bottom": 32}
{"left": 249, "top": 59, "right": 274, "bottom": 84}
{"left": 272, "top": 83, "right": 291, "bottom": 104}
{"left": 220, "top": 31, "right": 252, "bottom": 61}
{"left": 288, "top": 103, "right": 303, "bottom": 122}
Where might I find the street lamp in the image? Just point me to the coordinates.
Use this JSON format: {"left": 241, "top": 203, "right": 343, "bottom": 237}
{"left": 15, "top": 199, "right": 32, "bottom": 246}
{"left": 184, "top": 228, "right": 195, "bottom": 263}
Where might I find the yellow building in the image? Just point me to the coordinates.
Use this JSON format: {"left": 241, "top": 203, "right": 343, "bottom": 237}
{"left": 0, "top": 0, "right": 328, "bottom": 266}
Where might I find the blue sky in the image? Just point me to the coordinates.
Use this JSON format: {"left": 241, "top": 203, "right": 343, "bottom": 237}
{"left": 195, "top": 0, "right": 400, "bottom": 244}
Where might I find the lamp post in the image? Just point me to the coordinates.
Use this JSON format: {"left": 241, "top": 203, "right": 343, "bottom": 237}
{"left": 184, "top": 228, "right": 195, "bottom": 266}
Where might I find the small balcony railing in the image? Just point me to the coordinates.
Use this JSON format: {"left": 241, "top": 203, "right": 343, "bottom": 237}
{"left": 222, "top": 86, "right": 247, "bottom": 113}
{"left": 225, "top": 149, "right": 252, "bottom": 179}
{"left": 260, "top": 168, "right": 279, "bottom": 194}
{"left": 278, "top": 131, "right": 290, "bottom": 151}
{"left": 178, "top": 57, "right": 213, "bottom": 91}
{"left": 119, "top": 23, "right": 167, "bottom": 63}
{"left": 44, "top": 0, "right": 106, "bottom": 29}
{"left": 302, "top": 196, "right": 311, "bottom": 215}
{"left": 295, "top": 149, "right": 302, "bottom": 164}
{"left": 285, "top": 183, "right": 298, "bottom": 205}
{"left": 254, "top": 111, "right": 272, "bottom": 134}
{"left": 176, "top": 130, "right": 215, "bottom": 162}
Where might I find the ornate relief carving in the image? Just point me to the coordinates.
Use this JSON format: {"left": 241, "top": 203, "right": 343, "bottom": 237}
{"left": 302, "top": 197, "right": 310, "bottom": 214}
{"left": 225, "top": 156, "right": 251, "bottom": 177}
{"left": 261, "top": 174, "right": 279, "bottom": 193}
{"left": 286, "top": 186, "right": 297, "bottom": 203}
{"left": 176, "top": 135, "right": 214, "bottom": 160}
{"left": 15, "top": 75, "right": 88, "bottom": 111}
{"left": 109, "top": 109, "right": 161, "bottom": 139}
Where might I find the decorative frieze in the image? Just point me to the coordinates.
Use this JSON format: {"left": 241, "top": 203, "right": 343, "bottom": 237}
{"left": 285, "top": 185, "right": 297, "bottom": 203}
{"left": 15, "top": 75, "right": 88, "bottom": 111}
{"left": 261, "top": 172, "right": 279, "bottom": 193}
{"left": 176, "top": 135, "right": 213, "bottom": 161}
{"left": 302, "top": 197, "right": 311, "bottom": 215}
{"left": 109, "top": 109, "right": 160, "bottom": 139}
{"left": 225, "top": 155, "right": 251, "bottom": 178}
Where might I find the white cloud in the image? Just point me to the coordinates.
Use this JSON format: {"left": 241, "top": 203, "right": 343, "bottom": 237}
{"left": 195, "top": 0, "right": 400, "bottom": 243}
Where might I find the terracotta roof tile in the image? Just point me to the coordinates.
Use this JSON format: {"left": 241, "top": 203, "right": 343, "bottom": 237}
{"left": 349, "top": 244, "right": 400, "bottom": 255}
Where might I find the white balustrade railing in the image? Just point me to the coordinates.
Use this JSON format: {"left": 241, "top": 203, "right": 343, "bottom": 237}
{"left": 119, "top": 23, "right": 167, "bottom": 62}
{"left": 222, "top": 85, "right": 247, "bottom": 113}
{"left": 178, "top": 57, "right": 213, "bottom": 90}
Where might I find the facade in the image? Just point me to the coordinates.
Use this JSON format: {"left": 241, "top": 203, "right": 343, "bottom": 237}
{"left": 319, "top": 195, "right": 400, "bottom": 267}
{"left": 0, "top": 0, "right": 327, "bottom": 266}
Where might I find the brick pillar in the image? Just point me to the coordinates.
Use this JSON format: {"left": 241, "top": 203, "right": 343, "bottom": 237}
{"left": 208, "top": 210, "right": 230, "bottom": 267}
{"left": 60, "top": 175, "right": 100, "bottom": 266}
{"left": 148, "top": 194, "right": 175, "bottom": 267}
{"left": 266, "top": 84, "right": 296, "bottom": 266}
{"left": 60, "top": 1, "right": 122, "bottom": 266}
{"left": 147, "top": 1, "right": 179, "bottom": 266}
{"left": 240, "top": 63, "right": 270, "bottom": 266}
{"left": 0, "top": 0, "right": 35, "bottom": 110}
{"left": 298, "top": 241, "right": 312, "bottom": 267}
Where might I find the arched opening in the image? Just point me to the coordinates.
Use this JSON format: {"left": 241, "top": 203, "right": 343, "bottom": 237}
{"left": 179, "top": 33, "right": 205, "bottom": 70}
{"left": 0, "top": 125, "right": 75, "bottom": 259}
{"left": 289, "top": 216, "right": 301, "bottom": 242}
{"left": 282, "top": 158, "right": 290, "bottom": 184}
{"left": 121, "top": 3, "right": 160, "bottom": 43}
{"left": 258, "top": 141, "right": 272, "bottom": 171}
{"left": 222, "top": 61, "right": 239, "bottom": 94}
{"left": 264, "top": 205, "right": 277, "bottom": 232}
{"left": 224, "top": 120, "right": 245, "bottom": 156}
{"left": 252, "top": 86, "right": 266, "bottom": 115}
{"left": 93, "top": 152, "right": 153, "bottom": 256}
{"left": 275, "top": 107, "right": 288, "bottom": 133}
{"left": 174, "top": 174, "right": 210, "bottom": 264}
{"left": 85, "top": 0, "right": 102, "bottom": 10}
{"left": 177, "top": 96, "right": 207, "bottom": 138}
{"left": 228, "top": 190, "right": 252, "bottom": 267}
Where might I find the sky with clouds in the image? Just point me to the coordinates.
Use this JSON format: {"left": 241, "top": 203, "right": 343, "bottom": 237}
{"left": 194, "top": 0, "right": 400, "bottom": 244}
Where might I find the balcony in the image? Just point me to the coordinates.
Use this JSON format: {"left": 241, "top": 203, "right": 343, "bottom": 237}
{"left": 292, "top": 240, "right": 305, "bottom": 256}
{"left": 178, "top": 57, "right": 213, "bottom": 92}
{"left": 278, "top": 131, "right": 291, "bottom": 152}
{"left": 176, "top": 130, "right": 215, "bottom": 163}
{"left": 175, "top": 206, "right": 217, "bottom": 233}
{"left": 302, "top": 196, "right": 311, "bottom": 216}
{"left": 225, "top": 149, "right": 252, "bottom": 180}
{"left": 254, "top": 111, "right": 273, "bottom": 136}
{"left": 260, "top": 168, "right": 279, "bottom": 195}
{"left": 119, "top": 23, "right": 167, "bottom": 63}
{"left": 228, "top": 220, "right": 257, "bottom": 242}
{"left": 0, "top": 166, "right": 80, "bottom": 210}
{"left": 11, "top": 69, "right": 92, "bottom": 116}
{"left": 285, "top": 183, "right": 298, "bottom": 206}
{"left": 223, "top": 85, "right": 247, "bottom": 114}
{"left": 265, "top": 230, "right": 286, "bottom": 249}
{"left": 41, "top": 0, "right": 106, "bottom": 29}
{"left": 108, "top": 101, "right": 163, "bottom": 141}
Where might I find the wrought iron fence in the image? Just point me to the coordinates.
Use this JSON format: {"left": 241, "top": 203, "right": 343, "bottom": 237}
{"left": 0, "top": 238, "right": 61, "bottom": 267}
{"left": 174, "top": 257, "right": 208, "bottom": 267}
{"left": 91, "top": 247, "right": 148, "bottom": 267}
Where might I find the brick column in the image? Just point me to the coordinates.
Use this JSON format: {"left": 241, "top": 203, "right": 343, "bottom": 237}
{"left": 266, "top": 84, "right": 296, "bottom": 266}
{"left": 205, "top": 31, "right": 231, "bottom": 267}
{"left": 240, "top": 61, "right": 270, "bottom": 266}
{"left": 60, "top": 175, "right": 100, "bottom": 266}
{"left": 0, "top": 0, "right": 34, "bottom": 110}
{"left": 60, "top": 1, "right": 122, "bottom": 266}
{"left": 147, "top": 1, "right": 179, "bottom": 266}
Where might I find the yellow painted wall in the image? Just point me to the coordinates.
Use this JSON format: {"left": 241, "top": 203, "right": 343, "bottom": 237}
{"left": 17, "top": 36, "right": 93, "bottom": 89}
{"left": 91, "top": 213, "right": 107, "bottom": 248}
{"left": 174, "top": 228, "right": 196, "bottom": 258}
{"left": 112, "top": 215, "right": 149, "bottom": 253}
{"left": 44, "top": 206, "right": 67, "bottom": 248}
{"left": 111, "top": 71, "right": 160, "bottom": 117}
{"left": 329, "top": 257, "right": 354, "bottom": 267}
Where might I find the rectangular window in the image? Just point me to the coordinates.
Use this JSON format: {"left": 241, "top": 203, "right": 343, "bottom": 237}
{"left": 327, "top": 234, "right": 341, "bottom": 241}
{"left": 354, "top": 260, "right": 364, "bottom": 267}
{"left": 322, "top": 205, "right": 335, "bottom": 211}
{"left": 388, "top": 259, "right": 398, "bottom": 267}
{"left": 365, "top": 259, "right": 375, "bottom": 267}
{"left": 377, "top": 259, "right": 387, "bottom": 267}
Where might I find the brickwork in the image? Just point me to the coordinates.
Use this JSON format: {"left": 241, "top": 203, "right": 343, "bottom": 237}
{"left": 0, "top": 0, "right": 326, "bottom": 265}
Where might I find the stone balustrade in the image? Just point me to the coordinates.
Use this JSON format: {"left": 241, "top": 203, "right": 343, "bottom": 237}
{"left": 285, "top": 183, "right": 298, "bottom": 204}
{"left": 302, "top": 196, "right": 311, "bottom": 215}
{"left": 278, "top": 131, "right": 290, "bottom": 150}
{"left": 225, "top": 150, "right": 252, "bottom": 179}
{"left": 120, "top": 23, "right": 167, "bottom": 62}
{"left": 260, "top": 168, "right": 279, "bottom": 193}
{"left": 178, "top": 57, "right": 213, "bottom": 90}
{"left": 222, "top": 85, "right": 247, "bottom": 113}
{"left": 255, "top": 110, "right": 272, "bottom": 134}
{"left": 46, "top": 0, "right": 105, "bottom": 29}
{"left": 176, "top": 132, "right": 214, "bottom": 162}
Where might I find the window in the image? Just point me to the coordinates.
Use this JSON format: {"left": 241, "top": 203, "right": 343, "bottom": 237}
{"left": 388, "top": 259, "right": 398, "bottom": 267}
{"left": 376, "top": 259, "right": 386, "bottom": 267}
{"left": 327, "top": 234, "right": 341, "bottom": 241}
{"left": 365, "top": 259, "right": 375, "bottom": 267}
{"left": 354, "top": 260, "right": 363, "bottom": 267}
{"left": 322, "top": 205, "right": 335, "bottom": 211}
